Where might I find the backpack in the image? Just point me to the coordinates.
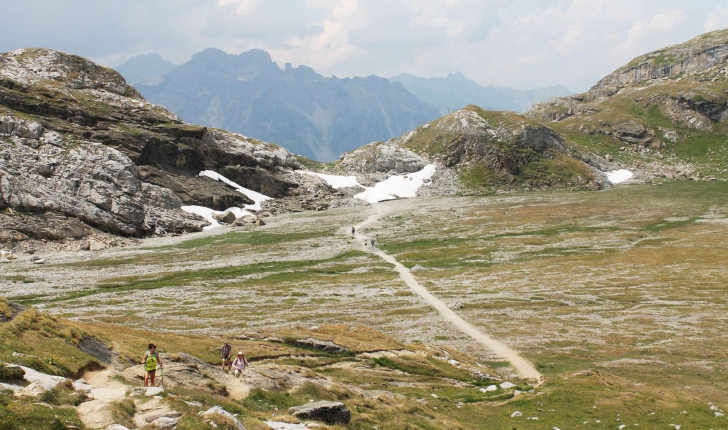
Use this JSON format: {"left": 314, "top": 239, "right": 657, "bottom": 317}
{"left": 145, "top": 352, "right": 158, "bottom": 371}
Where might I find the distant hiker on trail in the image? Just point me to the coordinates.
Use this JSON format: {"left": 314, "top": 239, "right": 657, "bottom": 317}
{"left": 232, "top": 351, "right": 250, "bottom": 378}
{"left": 221, "top": 341, "right": 232, "bottom": 371}
{"left": 142, "top": 343, "right": 163, "bottom": 387}
{"left": 351, "top": 226, "right": 356, "bottom": 235}
{"left": 370, "top": 238, "right": 375, "bottom": 247}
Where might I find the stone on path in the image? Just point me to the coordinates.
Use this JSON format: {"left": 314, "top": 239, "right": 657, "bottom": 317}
{"left": 150, "top": 416, "right": 178, "bottom": 430}
{"left": 198, "top": 406, "right": 246, "bottom": 430}
{"left": 145, "top": 386, "right": 165, "bottom": 396}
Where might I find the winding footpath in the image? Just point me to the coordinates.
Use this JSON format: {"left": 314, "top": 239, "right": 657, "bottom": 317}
{"left": 354, "top": 203, "right": 544, "bottom": 384}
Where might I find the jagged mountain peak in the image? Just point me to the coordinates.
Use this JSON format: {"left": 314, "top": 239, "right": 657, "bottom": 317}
{"left": 0, "top": 47, "right": 142, "bottom": 99}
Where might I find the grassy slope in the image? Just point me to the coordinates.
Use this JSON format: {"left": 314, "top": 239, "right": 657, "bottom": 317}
{"left": 547, "top": 79, "right": 728, "bottom": 177}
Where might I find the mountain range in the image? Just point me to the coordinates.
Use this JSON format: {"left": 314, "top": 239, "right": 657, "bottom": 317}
{"left": 115, "top": 51, "right": 571, "bottom": 160}
{"left": 390, "top": 72, "right": 572, "bottom": 113}
{"left": 114, "top": 53, "right": 178, "bottom": 85}
{"left": 132, "top": 48, "right": 440, "bottom": 161}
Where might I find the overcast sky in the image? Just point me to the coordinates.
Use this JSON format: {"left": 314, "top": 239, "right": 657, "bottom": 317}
{"left": 2, "top": 0, "right": 727, "bottom": 91}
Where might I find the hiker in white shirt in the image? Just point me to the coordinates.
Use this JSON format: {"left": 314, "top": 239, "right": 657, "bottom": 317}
{"left": 232, "top": 351, "right": 250, "bottom": 378}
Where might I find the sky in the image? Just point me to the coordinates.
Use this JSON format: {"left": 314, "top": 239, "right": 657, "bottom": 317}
{"left": 1, "top": 1, "right": 727, "bottom": 91}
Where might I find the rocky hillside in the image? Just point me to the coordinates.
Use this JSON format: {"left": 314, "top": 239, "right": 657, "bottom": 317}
{"left": 527, "top": 28, "right": 728, "bottom": 180}
{"left": 391, "top": 72, "right": 572, "bottom": 113}
{"left": 135, "top": 48, "right": 441, "bottom": 161}
{"left": 0, "top": 48, "right": 355, "bottom": 252}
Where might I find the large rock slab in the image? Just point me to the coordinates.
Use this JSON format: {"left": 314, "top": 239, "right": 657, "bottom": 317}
{"left": 0, "top": 128, "right": 209, "bottom": 238}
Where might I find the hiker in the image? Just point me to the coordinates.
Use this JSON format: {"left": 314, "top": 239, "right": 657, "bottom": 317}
{"left": 351, "top": 226, "right": 355, "bottom": 235}
{"left": 142, "top": 343, "right": 163, "bottom": 387}
{"left": 232, "top": 351, "right": 250, "bottom": 378}
{"left": 370, "top": 238, "right": 375, "bottom": 247}
{"left": 221, "top": 341, "right": 232, "bottom": 371}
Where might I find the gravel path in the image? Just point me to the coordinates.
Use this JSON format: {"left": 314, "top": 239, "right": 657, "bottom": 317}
{"left": 354, "top": 203, "right": 544, "bottom": 384}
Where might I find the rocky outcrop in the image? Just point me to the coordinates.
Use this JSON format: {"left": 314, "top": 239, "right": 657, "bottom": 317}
{"left": 0, "top": 123, "right": 208, "bottom": 237}
{"left": 612, "top": 121, "right": 656, "bottom": 146}
{"left": 423, "top": 109, "right": 563, "bottom": 172}
{"left": 339, "top": 141, "right": 428, "bottom": 174}
{"left": 288, "top": 401, "right": 351, "bottom": 424}
{"left": 592, "top": 28, "right": 728, "bottom": 90}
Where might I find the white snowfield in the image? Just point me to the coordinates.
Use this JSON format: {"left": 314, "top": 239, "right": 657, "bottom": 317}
{"left": 607, "top": 169, "right": 634, "bottom": 184}
{"left": 301, "top": 164, "right": 437, "bottom": 204}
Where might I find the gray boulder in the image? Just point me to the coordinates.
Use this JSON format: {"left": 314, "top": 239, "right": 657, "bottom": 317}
{"left": 213, "top": 210, "right": 237, "bottom": 224}
{"left": 288, "top": 401, "right": 351, "bottom": 424}
{"left": 198, "top": 406, "right": 246, "bottom": 430}
{"left": 149, "top": 416, "right": 178, "bottom": 430}
{"left": 340, "top": 141, "right": 428, "bottom": 174}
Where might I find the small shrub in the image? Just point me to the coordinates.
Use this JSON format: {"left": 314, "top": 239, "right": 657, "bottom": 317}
{"left": 109, "top": 398, "right": 136, "bottom": 428}
{"left": 0, "top": 366, "right": 24, "bottom": 382}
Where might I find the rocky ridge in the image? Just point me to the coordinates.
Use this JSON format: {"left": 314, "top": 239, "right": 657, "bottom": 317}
{"left": 0, "top": 48, "right": 348, "bottom": 252}
{"left": 349, "top": 106, "right": 612, "bottom": 191}
{"left": 525, "top": 29, "right": 728, "bottom": 181}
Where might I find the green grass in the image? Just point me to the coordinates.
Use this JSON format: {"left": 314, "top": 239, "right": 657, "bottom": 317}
{"left": 0, "top": 308, "right": 99, "bottom": 377}
{"left": 0, "top": 389, "right": 85, "bottom": 430}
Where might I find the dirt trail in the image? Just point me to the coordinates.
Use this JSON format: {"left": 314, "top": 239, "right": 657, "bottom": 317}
{"left": 77, "top": 369, "right": 129, "bottom": 429}
{"left": 354, "top": 203, "right": 544, "bottom": 384}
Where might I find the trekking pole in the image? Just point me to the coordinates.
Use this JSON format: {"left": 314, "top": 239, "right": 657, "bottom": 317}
{"left": 159, "top": 366, "right": 164, "bottom": 389}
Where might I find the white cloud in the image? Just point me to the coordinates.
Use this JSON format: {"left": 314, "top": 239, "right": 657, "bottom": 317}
{"left": 0, "top": 0, "right": 722, "bottom": 92}
{"left": 274, "top": 0, "right": 363, "bottom": 70}
{"left": 704, "top": 5, "right": 728, "bottom": 32}
{"left": 218, "top": 0, "right": 259, "bottom": 16}
{"left": 622, "top": 9, "right": 685, "bottom": 52}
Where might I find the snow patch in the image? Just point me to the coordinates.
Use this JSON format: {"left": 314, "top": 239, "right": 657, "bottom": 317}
{"left": 607, "top": 169, "right": 634, "bottom": 184}
{"left": 300, "top": 171, "right": 360, "bottom": 189}
{"left": 199, "top": 170, "right": 272, "bottom": 211}
{"left": 355, "top": 164, "right": 436, "bottom": 203}
{"left": 181, "top": 170, "right": 271, "bottom": 230}
{"left": 299, "top": 164, "right": 437, "bottom": 204}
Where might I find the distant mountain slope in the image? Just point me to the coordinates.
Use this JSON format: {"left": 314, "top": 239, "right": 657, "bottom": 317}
{"left": 136, "top": 48, "right": 441, "bottom": 161}
{"left": 114, "top": 53, "right": 178, "bottom": 85}
{"left": 390, "top": 72, "right": 572, "bottom": 113}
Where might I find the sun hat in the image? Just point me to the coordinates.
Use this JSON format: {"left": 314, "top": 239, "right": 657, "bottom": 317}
{"left": 238, "top": 351, "right": 243, "bottom": 355}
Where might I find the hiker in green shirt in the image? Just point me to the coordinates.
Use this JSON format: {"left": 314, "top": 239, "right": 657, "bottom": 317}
{"left": 142, "top": 343, "right": 163, "bottom": 387}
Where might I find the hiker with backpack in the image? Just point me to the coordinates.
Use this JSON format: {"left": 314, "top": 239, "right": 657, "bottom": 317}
{"left": 221, "top": 341, "right": 232, "bottom": 371}
{"left": 232, "top": 351, "right": 250, "bottom": 378}
{"left": 142, "top": 343, "right": 163, "bottom": 387}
